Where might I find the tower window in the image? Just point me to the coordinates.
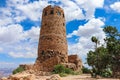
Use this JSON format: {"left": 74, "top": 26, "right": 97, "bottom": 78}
{"left": 41, "top": 50, "right": 44, "bottom": 55}
{"left": 57, "top": 11, "right": 61, "bottom": 16}
{"left": 45, "top": 23, "right": 47, "bottom": 26}
{"left": 63, "top": 14, "right": 64, "bottom": 17}
{"left": 50, "top": 10, "right": 54, "bottom": 14}
{"left": 44, "top": 11, "right": 47, "bottom": 16}
{"left": 63, "top": 23, "right": 65, "bottom": 26}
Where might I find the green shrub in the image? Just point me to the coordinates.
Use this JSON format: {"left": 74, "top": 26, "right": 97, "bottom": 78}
{"left": 53, "top": 64, "right": 74, "bottom": 77}
{"left": 72, "top": 71, "right": 82, "bottom": 75}
{"left": 59, "top": 73, "right": 68, "bottom": 77}
{"left": 53, "top": 64, "right": 65, "bottom": 74}
{"left": 82, "top": 66, "right": 91, "bottom": 73}
{"left": 12, "top": 66, "right": 25, "bottom": 74}
{"left": 64, "top": 68, "right": 73, "bottom": 74}
{"left": 100, "top": 68, "right": 112, "bottom": 77}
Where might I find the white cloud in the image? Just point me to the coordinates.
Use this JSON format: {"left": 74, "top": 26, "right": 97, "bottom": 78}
{"left": 0, "top": 25, "right": 40, "bottom": 58}
{"left": 6, "top": 0, "right": 49, "bottom": 21}
{"left": 74, "top": 0, "right": 104, "bottom": 19}
{"left": 24, "top": 27, "right": 40, "bottom": 42}
{"left": 1, "top": 0, "right": 104, "bottom": 23}
{"left": 0, "top": 62, "right": 17, "bottom": 68}
{"left": 0, "top": 24, "right": 24, "bottom": 43}
{"left": 60, "top": 0, "right": 84, "bottom": 21}
{"left": 68, "top": 18, "right": 105, "bottom": 62}
{"left": 68, "top": 18, "right": 105, "bottom": 38}
{"left": 0, "top": 0, "right": 105, "bottom": 60}
{"left": 9, "top": 51, "right": 37, "bottom": 58}
{"left": 59, "top": 0, "right": 104, "bottom": 21}
{"left": 0, "top": 47, "right": 3, "bottom": 52}
{"left": 110, "top": 2, "right": 120, "bottom": 13}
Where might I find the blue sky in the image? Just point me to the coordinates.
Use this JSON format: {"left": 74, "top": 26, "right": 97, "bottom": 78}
{"left": 0, "top": 0, "right": 120, "bottom": 68}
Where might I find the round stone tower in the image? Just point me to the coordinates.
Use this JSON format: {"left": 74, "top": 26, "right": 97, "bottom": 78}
{"left": 35, "top": 5, "right": 68, "bottom": 71}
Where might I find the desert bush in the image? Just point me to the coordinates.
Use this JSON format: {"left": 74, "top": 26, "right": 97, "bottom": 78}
{"left": 59, "top": 73, "right": 68, "bottom": 77}
{"left": 12, "top": 66, "right": 25, "bottom": 74}
{"left": 53, "top": 64, "right": 74, "bottom": 77}
{"left": 53, "top": 64, "right": 65, "bottom": 74}
{"left": 100, "top": 68, "right": 112, "bottom": 77}
{"left": 82, "top": 66, "right": 91, "bottom": 73}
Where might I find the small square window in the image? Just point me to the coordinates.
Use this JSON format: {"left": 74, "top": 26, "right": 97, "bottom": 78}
{"left": 57, "top": 11, "right": 61, "bottom": 16}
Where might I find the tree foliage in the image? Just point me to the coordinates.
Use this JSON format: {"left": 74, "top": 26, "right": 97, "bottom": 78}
{"left": 87, "top": 26, "right": 120, "bottom": 78}
{"left": 103, "top": 26, "right": 120, "bottom": 78}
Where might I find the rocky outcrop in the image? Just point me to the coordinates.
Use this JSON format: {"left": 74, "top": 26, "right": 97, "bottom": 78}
{"left": 1, "top": 72, "right": 35, "bottom": 80}
{"left": 47, "top": 74, "right": 61, "bottom": 80}
{"left": 1, "top": 70, "right": 62, "bottom": 80}
{"left": 1, "top": 77, "right": 8, "bottom": 80}
{"left": 68, "top": 55, "right": 82, "bottom": 71}
{"left": 19, "top": 64, "right": 33, "bottom": 70}
{"left": 61, "top": 63, "right": 76, "bottom": 70}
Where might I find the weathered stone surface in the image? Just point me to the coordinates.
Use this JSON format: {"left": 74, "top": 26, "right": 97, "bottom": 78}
{"left": 1, "top": 77, "right": 8, "bottom": 80}
{"left": 20, "top": 64, "right": 33, "bottom": 70}
{"left": 47, "top": 74, "right": 61, "bottom": 80}
{"left": 7, "top": 73, "right": 35, "bottom": 80}
{"left": 68, "top": 55, "right": 82, "bottom": 71}
{"left": 61, "top": 63, "right": 76, "bottom": 70}
{"left": 35, "top": 5, "right": 68, "bottom": 72}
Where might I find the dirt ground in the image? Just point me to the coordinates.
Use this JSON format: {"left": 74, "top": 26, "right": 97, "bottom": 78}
{"left": 36, "top": 74, "right": 119, "bottom": 80}
{"left": 62, "top": 74, "right": 119, "bottom": 80}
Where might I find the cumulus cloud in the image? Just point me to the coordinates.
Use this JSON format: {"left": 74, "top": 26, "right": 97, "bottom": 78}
{"left": 0, "top": 47, "right": 3, "bottom": 52}
{"left": 0, "top": 61, "right": 34, "bottom": 68}
{"left": 110, "top": 2, "right": 120, "bottom": 13}
{"left": 24, "top": 27, "right": 40, "bottom": 42}
{"left": 0, "top": 62, "right": 17, "bottom": 68}
{"left": 0, "top": 0, "right": 105, "bottom": 60}
{"left": 60, "top": 0, "right": 84, "bottom": 21}
{"left": 74, "top": 0, "right": 104, "bottom": 19}
{"left": 0, "top": 24, "right": 24, "bottom": 43}
{"left": 59, "top": 0, "right": 104, "bottom": 21}
{"left": 9, "top": 51, "right": 37, "bottom": 58}
{"left": 0, "top": 25, "right": 40, "bottom": 58}
{"left": 68, "top": 18, "right": 105, "bottom": 60}
{"left": 0, "top": 0, "right": 105, "bottom": 24}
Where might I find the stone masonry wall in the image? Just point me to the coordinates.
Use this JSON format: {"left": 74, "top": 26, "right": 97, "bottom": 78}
{"left": 68, "top": 55, "right": 82, "bottom": 71}
{"left": 36, "top": 5, "right": 68, "bottom": 71}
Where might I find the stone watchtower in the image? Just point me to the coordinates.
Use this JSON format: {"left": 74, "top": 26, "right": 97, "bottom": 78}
{"left": 34, "top": 5, "right": 82, "bottom": 72}
{"left": 19, "top": 5, "right": 82, "bottom": 73}
{"left": 35, "top": 5, "right": 68, "bottom": 71}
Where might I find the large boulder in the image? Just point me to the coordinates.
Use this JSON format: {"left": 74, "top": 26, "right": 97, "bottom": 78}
{"left": 61, "top": 63, "right": 76, "bottom": 70}
{"left": 68, "top": 55, "right": 82, "bottom": 71}
{"left": 9, "top": 73, "right": 35, "bottom": 80}
{"left": 1, "top": 77, "right": 8, "bottom": 80}
{"left": 47, "top": 74, "right": 61, "bottom": 80}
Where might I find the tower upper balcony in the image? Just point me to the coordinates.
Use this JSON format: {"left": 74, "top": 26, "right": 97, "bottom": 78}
{"left": 42, "top": 5, "right": 65, "bottom": 18}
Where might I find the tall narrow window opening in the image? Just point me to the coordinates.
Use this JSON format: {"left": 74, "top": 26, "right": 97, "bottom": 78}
{"left": 50, "top": 10, "right": 54, "bottom": 14}
{"left": 63, "top": 14, "right": 64, "bottom": 17}
{"left": 44, "top": 11, "right": 47, "bottom": 16}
